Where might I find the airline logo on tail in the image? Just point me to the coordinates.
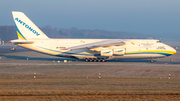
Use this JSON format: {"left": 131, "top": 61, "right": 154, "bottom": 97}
{"left": 15, "top": 18, "right": 40, "bottom": 36}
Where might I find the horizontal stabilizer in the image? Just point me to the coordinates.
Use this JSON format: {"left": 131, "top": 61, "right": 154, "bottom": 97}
{"left": 9, "top": 39, "right": 34, "bottom": 44}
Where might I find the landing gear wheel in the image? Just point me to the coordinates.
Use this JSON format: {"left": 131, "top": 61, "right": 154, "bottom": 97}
{"left": 151, "top": 58, "right": 154, "bottom": 63}
{"left": 89, "top": 59, "right": 92, "bottom": 62}
{"left": 102, "top": 59, "right": 106, "bottom": 62}
{"left": 85, "top": 59, "right": 89, "bottom": 62}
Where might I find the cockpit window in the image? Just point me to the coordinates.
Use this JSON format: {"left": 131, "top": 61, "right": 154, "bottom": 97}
{"left": 157, "top": 41, "right": 161, "bottom": 43}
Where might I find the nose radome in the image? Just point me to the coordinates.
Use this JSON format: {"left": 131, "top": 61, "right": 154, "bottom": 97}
{"left": 169, "top": 46, "right": 176, "bottom": 54}
{"left": 172, "top": 47, "right": 177, "bottom": 54}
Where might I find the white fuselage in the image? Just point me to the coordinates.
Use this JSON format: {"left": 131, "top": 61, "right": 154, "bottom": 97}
{"left": 15, "top": 39, "right": 176, "bottom": 60}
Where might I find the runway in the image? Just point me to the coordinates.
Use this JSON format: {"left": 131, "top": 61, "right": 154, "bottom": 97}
{"left": 1, "top": 44, "right": 180, "bottom": 77}
{"left": 1, "top": 44, "right": 180, "bottom": 100}
{"left": 0, "top": 60, "right": 180, "bottom": 77}
{"left": 0, "top": 44, "right": 180, "bottom": 63}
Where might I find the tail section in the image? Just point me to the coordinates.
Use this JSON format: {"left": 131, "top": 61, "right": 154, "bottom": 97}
{"left": 12, "top": 11, "right": 49, "bottom": 40}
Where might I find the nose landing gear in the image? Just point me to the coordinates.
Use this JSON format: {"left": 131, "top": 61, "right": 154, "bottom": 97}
{"left": 151, "top": 58, "right": 154, "bottom": 63}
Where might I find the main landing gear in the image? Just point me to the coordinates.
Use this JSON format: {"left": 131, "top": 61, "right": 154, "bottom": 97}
{"left": 85, "top": 58, "right": 106, "bottom": 62}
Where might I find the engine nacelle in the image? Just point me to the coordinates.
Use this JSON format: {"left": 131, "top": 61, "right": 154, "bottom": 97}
{"left": 113, "top": 48, "right": 125, "bottom": 55}
{"left": 100, "top": 49, "right": 113, "bottom": 56}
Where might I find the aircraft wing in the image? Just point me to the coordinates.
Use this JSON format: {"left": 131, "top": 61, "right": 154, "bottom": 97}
{"left": 68, "top": 39, "right": 125, "bottom": 50}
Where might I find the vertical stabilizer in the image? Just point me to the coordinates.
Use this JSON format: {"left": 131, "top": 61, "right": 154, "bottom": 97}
{"left": 12, "top": 11, "right": 49, "bottom": 40}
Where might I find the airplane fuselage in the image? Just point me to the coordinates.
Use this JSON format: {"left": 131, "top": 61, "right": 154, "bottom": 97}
{"left": 15, "top": 39, "right": 176, "bottom": 61}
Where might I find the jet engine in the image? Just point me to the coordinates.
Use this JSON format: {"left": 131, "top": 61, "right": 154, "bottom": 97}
{"left": 113, "top": 48, "right": 125, "bottom": 55}
{"left": 100, "top": 49, "right": 113, "bottom": 56}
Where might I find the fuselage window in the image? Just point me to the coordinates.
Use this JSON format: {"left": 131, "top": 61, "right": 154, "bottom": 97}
{"left": 157, "top": 41, "right": 161, "bottom": 43}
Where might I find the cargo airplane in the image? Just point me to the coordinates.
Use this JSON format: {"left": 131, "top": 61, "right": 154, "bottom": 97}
{"left": 10, "top": 11, "right": 176, "bottom": 62}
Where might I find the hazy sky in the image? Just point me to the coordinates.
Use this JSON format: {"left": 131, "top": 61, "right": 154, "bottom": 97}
{"left": 1, "top": 0, "right": 180, "bottom": 36}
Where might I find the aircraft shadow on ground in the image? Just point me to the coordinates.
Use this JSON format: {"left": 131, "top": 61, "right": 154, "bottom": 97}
{"left": 0, "top": 54, "right": 180, "bottom": 64}
{"left": 109, "top": 59, "right": 180, "bottom": 64}
{"left": 0, "top": 54, "right": 79, "bottom": 61}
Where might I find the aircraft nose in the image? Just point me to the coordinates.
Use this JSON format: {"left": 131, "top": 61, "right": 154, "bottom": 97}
{"left": 171, "top": 47, "right": 176, "bottom": 54}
